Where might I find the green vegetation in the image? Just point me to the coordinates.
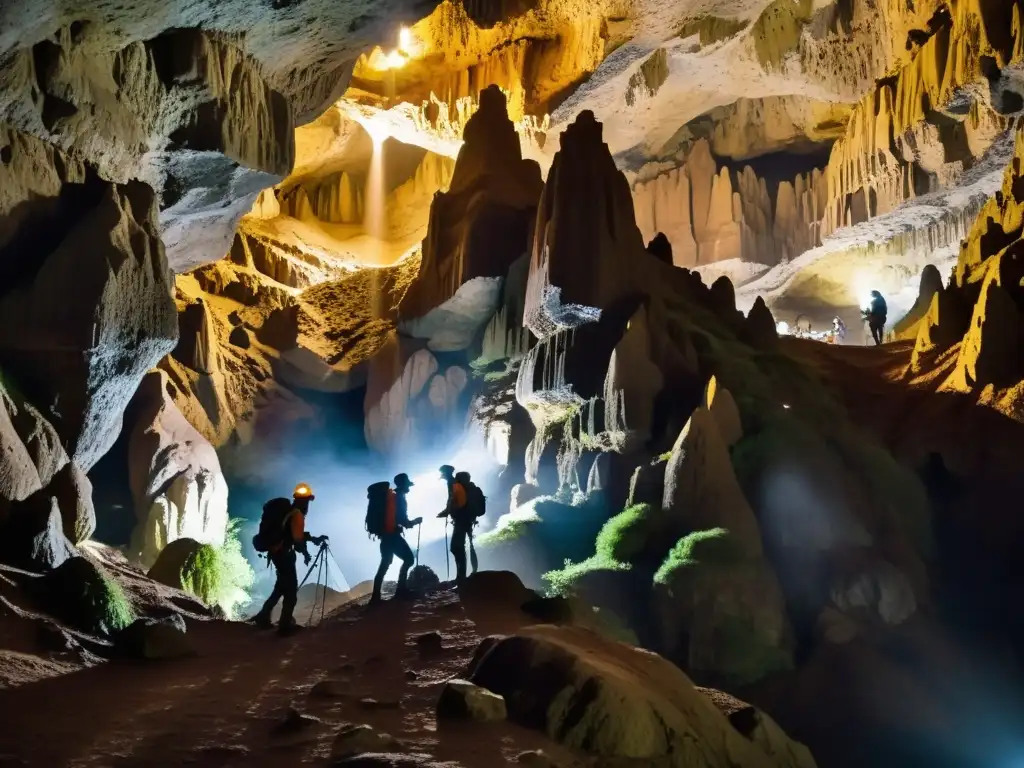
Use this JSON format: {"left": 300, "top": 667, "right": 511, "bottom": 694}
{"left": 179, "top": 520, "right": 255, "bottom": 618}
{"left": 542, "top": 554, "right": 631, "bottom": 598}
{"left": 475, "top": 514, "right": 539, "bottom": 549}
{"left": 90, "top": 569, "right": 135, "bottom": 634}
{"left": 654, "top": 528, "right": 742, "bottom": 585}
{"left": 594, "top": 503, "right": 662, "bottom": 565}
{"left": 44, "top": 556, "right": 136, "bottom": 636}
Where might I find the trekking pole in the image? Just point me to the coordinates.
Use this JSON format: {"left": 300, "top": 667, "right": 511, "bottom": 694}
{"left": 416, "top": 521, "right": 421, "bottom": 567}
{"left": 444, "top": 516, "right": 450, "bottom": 581}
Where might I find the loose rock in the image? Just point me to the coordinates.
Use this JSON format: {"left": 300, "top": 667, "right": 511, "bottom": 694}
{"left": 436, "top": 679, "right": 507, "bottom": 723}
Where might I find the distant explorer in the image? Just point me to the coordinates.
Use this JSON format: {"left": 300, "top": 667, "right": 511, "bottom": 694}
{"left": 437, "top": 468, "right": 487, "bottom": 584}
{"left": 366, "top": 474, "right": 422, "bottom": 605}
{"left": 251, "top": 483, "right": 328, "bottom": 636}
{"left": 863, "top": 290, "right": 888, "bottom": 345}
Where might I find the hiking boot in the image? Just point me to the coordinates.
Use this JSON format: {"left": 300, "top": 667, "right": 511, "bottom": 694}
{"left": 366, "top": 594, "right": 384, "bottom": 608}
{"left": 250, "top": 613, "right": 274, "bottom": 630}
{"left": 278, "top": 622, "right": 304, "bottom": 637}
{"left": 392, "top": 587, "right": 417, "bottom": 601}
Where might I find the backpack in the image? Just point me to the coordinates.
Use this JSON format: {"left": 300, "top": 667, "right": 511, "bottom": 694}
{"left": 365, "top": 481, "right": 393, "bottom": 538}
{"left": 252, "top": 497, "right": 293, "bottom": 553}
{"left": 464, "top": 481, "right": 487, "bottom": 520}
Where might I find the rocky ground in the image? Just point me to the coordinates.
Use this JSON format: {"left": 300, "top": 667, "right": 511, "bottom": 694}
{"left": 0, "top": 569, "right": 817, "bottom": 768}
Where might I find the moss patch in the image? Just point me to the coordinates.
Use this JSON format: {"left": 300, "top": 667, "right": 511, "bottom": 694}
{"left": 179, "top": 521, "right": 255, "bottom": 618}
{"left": 42, "top": 556, "right": 135, "bottom": 636}
{"left": 542, "top": 554, "right": 631, "bottom": 597}
{"left": 655, "top": 527, "right": 742, "bottom": 585}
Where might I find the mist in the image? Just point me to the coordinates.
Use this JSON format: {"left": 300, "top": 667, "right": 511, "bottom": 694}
{"left": 228, "top": 406, "right": 502, "bottom": 602}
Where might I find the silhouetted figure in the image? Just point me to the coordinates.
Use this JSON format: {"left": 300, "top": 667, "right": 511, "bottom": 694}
{"left": 863, "top": 290, "right": 887, "bottom": 345}
{"left": 437, "top": 468, "right": 485, "bottom": 584}
{"left": 369, "top": 474, "right": 422, "bottom": 605}
{"left": 252, "top": 483, "right": 328, "bottom": 636}
{"left": 832, "top": 316, "right": 847, "bottom": 344}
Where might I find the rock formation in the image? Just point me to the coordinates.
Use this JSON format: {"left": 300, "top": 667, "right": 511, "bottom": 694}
{"left": 0, "top": 174, "right": 177, "bottom": 470}
{"left": 633, "top": 139, "right": 828, "bottom": 267}
{"left": 126, "top": 371, "right": 228, "bottom": 567}
{"left": 399, "top": 85, "right": 543, "bottom": 351}
{"left": 468, "top": 624, "right": 816, "bottom": 767}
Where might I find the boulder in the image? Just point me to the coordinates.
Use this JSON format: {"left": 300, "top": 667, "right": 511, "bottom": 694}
{"left": 829, "top": 556, "right": 917, "bottom": 627}
{"left": 0, "top": 380, "right": 64, "bottom": 518}
{"left": 331, "top": 724, "right": 402, "bottom": 761}
{"left": 436, "top": 679, "right": 508, "bottom": 723}
{"left": 698, "top": 687, "right": 817, "bottom": 768}
{"left": 2, "top": 495, "right": 76, "bottom": 571}
{"left": 467, "top": 625, "right": 815, "bottom": 766}
{"left": 46, "top": 462, "right": 96, "bottom": 544}
{"left": 0, "top": 181, "right": 178, "bottom": 470}
{"left": 114, "top": 614, "right": 195, "bottom": 660}
{"left": 148, "top": 537, "right": 203, "bottom": 590}
{"left": 407, "top": 565, "right": 440, "bottom": 593}
{"left": 39, "top": 555, "right": 135, "bottom": 636}
{"left": 127, "top": 371, "right": 229, "bottom": 568}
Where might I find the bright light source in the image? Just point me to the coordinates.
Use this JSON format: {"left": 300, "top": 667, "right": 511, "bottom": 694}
{"left": 776, "top": 320, "right": 790, "bottom": 336}
{"left": 861, "top": 292, "right": 875, "bottom": 311}
{"left": 383, "top": 50, "right": 407, "bottom": 70}
{"left": 399, "top": 26, "right": 413, "bottom": 51}
{"left": 782, "top": 404, "right": 791, "bottom": 409}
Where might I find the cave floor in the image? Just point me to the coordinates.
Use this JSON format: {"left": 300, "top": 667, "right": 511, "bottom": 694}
{"left": 0, "top": 584, "right": 571, "bottom": 768}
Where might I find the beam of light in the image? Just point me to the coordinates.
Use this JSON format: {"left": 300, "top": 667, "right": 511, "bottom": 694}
{"left": 399, "top": 26, "right": 413, "bottom": 52}
{"left": 336, "top": 92, "right": 550, "bottom": 166}
{"left": 383, "top": 50, "right": 407, "bottom": 70}
{"left": 776, "top": 320, "right": 791, "bottom": 335}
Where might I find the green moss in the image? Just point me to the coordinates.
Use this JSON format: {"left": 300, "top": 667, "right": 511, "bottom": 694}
{"left": 476, "top": 515, "right": 539, "bottom": 548}
{"left": 654, "top": 528, "right": 742, "bottom": 585}
{"left": 91, "top": 571, "right": 135, "bottom": 634}
{"left": 542, "top": 554, "right": 631, "bottom": 598}
{"left": 179, "top": 520, "right": 255, "bottom": 618}
{"left": 44, "top": 556, "right": 135, "bottom": 635}
{"left": 595, "top": 504, "right": 660, "bottom": 565}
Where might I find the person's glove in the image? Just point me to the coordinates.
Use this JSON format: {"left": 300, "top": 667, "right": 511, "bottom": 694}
{"left": 410, "top": 517, "right": 423, "bottom": 526}
{"left": 312, "top": 535, "right": 328, "bottom": 546}
{"left": 436, "top": 511, "right": 448, "bottom": 519}
{"left": 303, "top": 552, "right": 311, "bottom": 566}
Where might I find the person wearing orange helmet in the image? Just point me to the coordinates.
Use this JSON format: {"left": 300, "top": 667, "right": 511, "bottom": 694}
{"left": 252, "top": 482, "right": 328, "bottom": 636}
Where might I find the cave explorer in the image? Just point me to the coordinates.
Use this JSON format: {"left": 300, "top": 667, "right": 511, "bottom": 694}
{"left": 251, "top": 483, "right": 328, "bottom": 636}
{"left": 368, "top": 473, "right": 422, "bottom": 606}
{"left": 832, "top": 316, "right": 847, "bottom": 344}
{"left": 862, "top": 290, "right": 888, "bottom": 345}
{"left": 437, "top": 467, "right": 486, "bottom": 585}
